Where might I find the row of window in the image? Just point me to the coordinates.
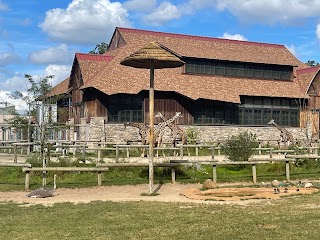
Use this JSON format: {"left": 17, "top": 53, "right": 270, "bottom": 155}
{"left": 185, "top": 59, "right": 292, "bottom": 80}
{"left": 106, "top": 95, "right": 300, "bottom": 127}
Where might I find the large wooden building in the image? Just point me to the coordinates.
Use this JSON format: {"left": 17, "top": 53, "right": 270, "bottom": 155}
{"left": 50, "top": 27, "right": 320, "bottom": 141}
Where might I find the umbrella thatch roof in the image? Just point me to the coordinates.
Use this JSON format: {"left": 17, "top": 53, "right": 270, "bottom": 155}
{"left": 120, "top": 42, "right": 185, "bottom": 69}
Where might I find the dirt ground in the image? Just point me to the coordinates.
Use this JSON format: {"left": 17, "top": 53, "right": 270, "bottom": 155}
{"left": 0, "top": 182, "right": 318, "bottom": 206}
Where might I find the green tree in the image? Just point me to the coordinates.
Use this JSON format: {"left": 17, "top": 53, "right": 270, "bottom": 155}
{"left": 88, "top": 42, "right": 108, "bottom": 54}
{"left": 9, "top": 74, "right": 62, "bottom": 185}
{"left": 306, "top": 60, "right": 320, "bottom": 67}
{"left": 221, "top": 131, "right": 258, "bottom": 162}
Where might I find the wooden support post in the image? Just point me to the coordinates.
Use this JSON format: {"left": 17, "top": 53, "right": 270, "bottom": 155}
{"left": 258, "top": 142, "right": 262, "bottom": 155}
{"left": 252, "top": 164, "right": 257, "bottom": 184}
{"left": 217, "top": 143, "right": 221, "bottom": 155}
{"left": 211, "top": 146, "right": 215, "bottom": 160}
{"left": 212, "top": 165, "right": 217, "bottom": 183}
{"left": 97, "top": 172, "right": 102, "bottom": 187}
{"left": 126, "top": 147, "right": 129, "bottom": 158}
{"left": 42, "top": 170, "right": 46, "bottom": 187}
{"left": 13, "top": 144, "right": 17, "bottom": 163}
{"left": 25, "top": 171, "right": 30, "bottom": 190}
{"left": 286, "top": 161, "right": 290, "bottom": 181}
{"left": 171, "top": 167, "right": 176, "bottom": 183}
{"left": 116, "top": 146, "right": 119, "bottom": 162}
{"left": 269, "top": 148, "right": 273, "bottom": 158}
{"left": 195, "top": 146, "right": 198, "bottom": 156}
{"left": 180, "top": 146, "right": 183, "bottom": 160}
{"left": 98, "top": 150, "right": 101, "bottom": 161}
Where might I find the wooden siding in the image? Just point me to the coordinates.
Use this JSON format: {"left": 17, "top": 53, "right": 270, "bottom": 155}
{"left": 70, "top": 60, "right": 84, "bottom": 123}
{"left": 108, "top": 29, "right": 126, "bottom": 51}
{"left": 308, "top": 72, "right": 320, "bottom": 109}
{"left": 83, "top": 88, "right": 107, "bottom": 118}
{"left": 300, "top": 110, "right": 319, "bottom": 137}
{"left": 144, "top": 92, "right": 194, "bottom": 125}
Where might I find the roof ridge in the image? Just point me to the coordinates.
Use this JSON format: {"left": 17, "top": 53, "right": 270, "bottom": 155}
{"left": 117, "top": 27, "right": 285, "bottom": 48}
{"left": 296, "top": 65, "right": 320, "bottom": 74}
{"left": 75, "top": 52, "right": 113, "bottom": 61}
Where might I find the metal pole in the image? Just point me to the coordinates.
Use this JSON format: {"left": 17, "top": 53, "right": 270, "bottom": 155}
{"left": 149, "top": 66, "right": 155, "bottom": 193}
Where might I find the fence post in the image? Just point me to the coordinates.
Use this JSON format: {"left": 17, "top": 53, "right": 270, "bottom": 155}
{"left": 286, "top": 160, "right": 290, "bottom": 181}
{"left": 25, "top": 171, "right": 30, "bottom": 190}
{"left": 13, "top": 144, "right": 17, "bottom": 163}
{"left": 217, "top": 143, "right": 221, "bottom": 155}
{"left": 116, "top": 146, "right": 119, "bottom": 162}
{"left": 98, "top": 149, "right": 101, "bottom": 161}
{"left": 258, "top": 141, "right": 262, "bottom": 155}
{"left": 269, "top": 148, "right": 273, "bottom": 158}
{"left": 126, "top": 147, "right": 129, "bottom": 158}
{"left": 252, "top": 164, "right": 257, "bottom": 184}
{"left": 211, "top": 145, "right": 215, "bottom": 160}
{"left": 180, "top": 146, "right": 184, "bottom": 160}
{"left": 212, "top": 164, "right": 217, "bottom": 183}
{"left": 171, "top": 167, "right": 176, "bottom": 183}
{"left": 98, "top": 172, "right": 102, "bottom": 187}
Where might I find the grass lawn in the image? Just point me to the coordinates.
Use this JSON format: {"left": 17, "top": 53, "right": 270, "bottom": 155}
{"left": 1, "top": 192, "right": 320, "bottom": 240}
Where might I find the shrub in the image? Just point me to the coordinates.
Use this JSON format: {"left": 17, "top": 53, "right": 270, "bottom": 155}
{"left": 222, "top": 131, "right": 258, "bottom": 161}
{"left": 186, "top": 127, "right": 199, "bottom": 144}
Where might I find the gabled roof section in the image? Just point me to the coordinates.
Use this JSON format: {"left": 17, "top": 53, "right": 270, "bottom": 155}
{"left": 116, "top": 27, "right": 304, "bottom": 67}
{"left": 74, "top": 53, "right": 113, "bottom": 85}
{"left": 47, "top": 77, "right": 70, "bottom": 97}
{"left": 296, "top": 66, "right": 320, "bottom": 94}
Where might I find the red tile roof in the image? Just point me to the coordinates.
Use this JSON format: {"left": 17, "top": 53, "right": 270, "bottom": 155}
{"left": 296, "top": 66, "right": 320, "bottom": 94}
{"left": 47, "top": 77, "right": 70, "bottom": 97}
{"left": 118, "top": 27, "right": 285, "bottom": 48}
{"left": 52, "top": 27, "right": 314, "bottom": 103}
{"left": 76, "top": 53, "right": 113, "bottom": 62}
{"left": 115, "top": 27, "right": 303, "bottom": 67}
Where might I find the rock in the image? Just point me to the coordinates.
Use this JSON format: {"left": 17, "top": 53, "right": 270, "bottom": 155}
{"left": 202, "top": 179, "right": 217, "bottom": 189}
{"left": 271, "top": 180, "right": 279, "bottom": 187}
{"left": 304, "top": 182, "right": 313, "bottom": 188}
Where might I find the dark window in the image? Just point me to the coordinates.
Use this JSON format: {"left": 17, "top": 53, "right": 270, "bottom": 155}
{"left": 108, "top": 94, "right": 144, "bottom": 123}
{"left": 184, "top": 58, "right": 292, "bottom": 80}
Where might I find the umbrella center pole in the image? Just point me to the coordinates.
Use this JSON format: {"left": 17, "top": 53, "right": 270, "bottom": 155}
{"left": 149, "top": 66, "right": 155, "bottom": 193}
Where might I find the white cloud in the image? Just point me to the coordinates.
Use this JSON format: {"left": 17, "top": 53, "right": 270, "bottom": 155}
{"left": 0, "top": 52, "right": 19, "bottom": 66}
{"left": 317, "top": 24, "right": 320, "bottom": 40}
{"left": 143, "top": 1, "right": 181, "bottom": 26}
{"left": 147, "top": 0, "right": 320, "bottom": 26}
{"left": 181, "top": 0, "right": 320, "bottom": 25}
{"left": 123, "top": 0, "right": 156, "bottom": 12}
{"left": 286, "top": 44, "right": 297, "bottom": 57}
{"left": 0, "top": 74, "right": 27, "bottom": 92}
{"left": 44, "top": 65, "right": 71, "bottom": 86}
{"left": 40, "top": 0, "right": 131, "bottom": 44}
{"left": 29, "top": 44, "right": 74, "bottom": 65}
{"left": 0, "top": 90, "right": 28, "bottom": 113}
{"left": 220, "top": 33, "right": 248, "bottom": 41}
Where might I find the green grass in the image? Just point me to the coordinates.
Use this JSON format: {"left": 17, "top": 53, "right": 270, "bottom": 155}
{"left": 1, "top": 192, "right": 320, "bottom": 239}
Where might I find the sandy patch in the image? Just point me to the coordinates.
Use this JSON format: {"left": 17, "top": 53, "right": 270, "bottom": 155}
{"left": 0, "top": 183, "right": 318, "bottom": 206}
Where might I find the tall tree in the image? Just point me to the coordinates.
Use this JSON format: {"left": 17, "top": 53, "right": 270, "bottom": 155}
{"left": 306, "top": 60, "right": 320, "bottom": 67}
{"left": 9, "top": 74, "right": 59, "bottom": 186}
{"left": 89, "top": 42, "right": 108, "bottom": 54}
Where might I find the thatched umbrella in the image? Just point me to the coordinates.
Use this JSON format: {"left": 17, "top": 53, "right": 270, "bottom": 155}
{"left": 120, "top": 42, "right": 185, "bottom": 193}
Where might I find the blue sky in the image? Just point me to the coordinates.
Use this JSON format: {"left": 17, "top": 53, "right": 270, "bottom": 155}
{"left": 1, "top": 0, "right": 320, "bottom": 112}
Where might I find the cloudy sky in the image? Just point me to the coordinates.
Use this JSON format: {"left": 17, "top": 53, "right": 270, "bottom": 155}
{"left": 1, "top": 0, "right": 320, "bottom": 112}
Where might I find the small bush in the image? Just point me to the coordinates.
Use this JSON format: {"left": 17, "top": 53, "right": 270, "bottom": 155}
{"left": 186, "top": 127, "right": 199, "bottom": 144}
{"left": 222, "top": 131, "right": 258, "bottom": 161}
